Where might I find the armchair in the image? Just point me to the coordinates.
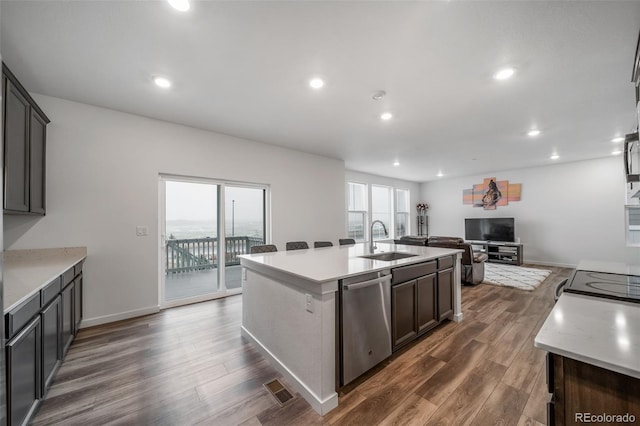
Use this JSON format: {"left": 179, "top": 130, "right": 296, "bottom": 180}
{"left": 426, "top": 236, "right": 487, "bottom": 285}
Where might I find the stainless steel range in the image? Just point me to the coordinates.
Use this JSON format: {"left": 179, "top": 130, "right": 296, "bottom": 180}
{"left": 564, "top": 270, "right": 640, "bottom": 303}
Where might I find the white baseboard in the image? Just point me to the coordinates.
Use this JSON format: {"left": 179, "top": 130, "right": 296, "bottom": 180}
{"left": 241, "top": 326, "right": 338, "bottom": 415}
{"left": 80, "top": 305, "right": 160, "bottom": 328}
{"left": 526, "top": 260, "right": 577, "bottom": 269}
{"left": 453, "top": 312, "right": 464, "bottom": 322}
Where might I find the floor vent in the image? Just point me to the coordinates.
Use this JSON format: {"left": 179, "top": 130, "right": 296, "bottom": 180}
{"left": 264, "top": 378, "right": 295, "bottom": 407}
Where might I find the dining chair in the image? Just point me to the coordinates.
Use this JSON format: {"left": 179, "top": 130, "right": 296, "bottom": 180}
{"left": 286, "top": 241, "right": 309, "bottom": 251}
{"left": 250, "top": 244, "right": 278, "bottom": 254}
{"left": 314, "top": 241, "right": 333, "bottom": 248}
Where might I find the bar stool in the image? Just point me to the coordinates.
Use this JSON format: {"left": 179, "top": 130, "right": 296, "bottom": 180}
{"left": 286, "top": 241, "right": 309, "bottom": 251}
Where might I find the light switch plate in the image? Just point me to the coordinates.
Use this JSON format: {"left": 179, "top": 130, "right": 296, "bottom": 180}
{"left": 136, "top": 226, "right": 149, "bottom": 236}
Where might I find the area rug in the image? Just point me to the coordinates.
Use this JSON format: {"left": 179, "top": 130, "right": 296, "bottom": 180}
{"left": 482, "top": 263, "right": 552, "bottom": 291}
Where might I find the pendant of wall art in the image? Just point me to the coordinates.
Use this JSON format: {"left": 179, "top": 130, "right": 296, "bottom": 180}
{"left": 462, "top": 177, "right": 522, "bottom": 210}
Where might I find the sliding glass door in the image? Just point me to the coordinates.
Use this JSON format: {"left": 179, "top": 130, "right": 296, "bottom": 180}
{"left": 161, "top": 176, "right": 268, "bottom": 307}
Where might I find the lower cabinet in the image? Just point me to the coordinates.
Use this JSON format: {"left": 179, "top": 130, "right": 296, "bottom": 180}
{"left": 437, "top": 268, "right": 454, "bottom": 320}
{"left": 417, "top": 274, "right": 437, "bottom": 333}
{"left": 61, "top": 283, "right": 74, "bottom": 356}
{"left": 6, "top": 317, "right": 41, "bottom": 426}
{"left": 5, "top": 260, "right": 84, "bottom": 426}
{"left": 391, "top": 280, "right": 417, "bottom": 349}
{"left": 41, "top": 296, "right": 62, "bottom": 392}
{"left": 391, "top": 258, "right": 455, "bottom": 352}
{"left": 73, "top": 274, "right": 83, "bottom": 335}
{"left": 546, "top": 353, "right": 640, "bottom": 426}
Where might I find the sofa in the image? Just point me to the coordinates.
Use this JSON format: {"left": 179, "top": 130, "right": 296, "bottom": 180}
{"left": 396, "top": 235, "right": 488, "bottom": 285}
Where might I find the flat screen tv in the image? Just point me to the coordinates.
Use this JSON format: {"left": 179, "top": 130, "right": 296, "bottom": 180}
{"left": 465, "top": 218, "right": 515, "bottom": 243}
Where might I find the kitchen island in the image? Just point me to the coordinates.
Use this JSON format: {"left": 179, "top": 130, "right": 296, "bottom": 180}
{"left": 534, "top": 260, "right": 640, "bottom": 425}
{"left": 239, "top": 242, "right": 462, "bottom": 415}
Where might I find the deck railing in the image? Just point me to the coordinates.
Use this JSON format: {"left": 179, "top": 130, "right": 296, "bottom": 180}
{"left": 166, "top": 236, "right": 264, "bottom": 274}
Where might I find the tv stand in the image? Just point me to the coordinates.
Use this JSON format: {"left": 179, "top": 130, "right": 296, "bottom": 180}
{"left": 469, "top": 241, "right": 523, "bottom": 266}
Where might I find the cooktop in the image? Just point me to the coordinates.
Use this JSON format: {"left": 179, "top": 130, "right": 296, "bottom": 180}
{"left": 564, "top": 270, "right": 640, "bottom": 304}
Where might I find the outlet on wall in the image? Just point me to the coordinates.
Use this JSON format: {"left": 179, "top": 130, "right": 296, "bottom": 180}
{"left": 305, "top": 293, "right": 313, "bottom": 313}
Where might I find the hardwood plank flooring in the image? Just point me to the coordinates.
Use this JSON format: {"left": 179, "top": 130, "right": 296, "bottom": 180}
{"left": 32, "top": 264, "right": 571, "bottom": 425}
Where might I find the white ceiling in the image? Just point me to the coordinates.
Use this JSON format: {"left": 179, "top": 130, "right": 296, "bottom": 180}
{"left": 2, "top": 1, "right": 640, "bottom": 182}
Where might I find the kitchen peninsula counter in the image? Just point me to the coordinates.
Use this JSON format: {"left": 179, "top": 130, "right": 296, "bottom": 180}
{"left": 4, "top": 247, "right": 87, "bottom": 312}
{"left": 239, "top": 242, "right": 463, "bottom": 415}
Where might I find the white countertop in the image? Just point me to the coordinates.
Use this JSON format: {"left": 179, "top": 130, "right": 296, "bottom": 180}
{"left": 239, "top": 242, "right": 462, "bottom": 283}
{"left": 535, "top": 291, "right": 640, "bottom": 379}
{"left": 4, "top": 247, "right": 87, "bottom": 312}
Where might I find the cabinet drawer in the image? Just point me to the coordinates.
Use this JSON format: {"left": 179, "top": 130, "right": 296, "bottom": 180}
{"left": 438, "top": 256, "right": 454, "bottom": 270}
{"left": 392, "top": 261, "right": 436, "bottom": 284}
{"left": 41, "top": 277, "right": 61, "bottom": 307}
{"left": 62, "top": 267, "right": 75, "bottom": 287}
{"left": 6, "top": 292, "right": 41, "bottom": 339}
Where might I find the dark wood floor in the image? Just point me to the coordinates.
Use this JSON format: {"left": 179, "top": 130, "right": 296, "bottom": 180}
{"left": 32, "top": 264, "right": 571, "bottom": 426}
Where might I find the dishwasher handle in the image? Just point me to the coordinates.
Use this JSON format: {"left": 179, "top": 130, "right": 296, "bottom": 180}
{"left": 344, "top": 274, "right": 391, "bottom": 291}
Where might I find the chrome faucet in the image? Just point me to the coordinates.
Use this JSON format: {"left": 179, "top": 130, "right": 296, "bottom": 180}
{"left": 370, "top": 220, "right": 388, "bottom": 253}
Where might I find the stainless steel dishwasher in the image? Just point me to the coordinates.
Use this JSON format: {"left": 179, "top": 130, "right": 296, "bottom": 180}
{"left": 339, "top": 270, "right": 392, "bottom": 386}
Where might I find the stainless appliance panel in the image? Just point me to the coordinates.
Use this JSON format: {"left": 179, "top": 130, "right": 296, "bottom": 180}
{"left": 340, "top": 272, "right": 392, "bottom": 386}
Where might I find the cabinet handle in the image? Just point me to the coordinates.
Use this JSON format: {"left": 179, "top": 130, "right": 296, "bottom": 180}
{"left": 344, "top": 274, "right": 391, "bottom": 291}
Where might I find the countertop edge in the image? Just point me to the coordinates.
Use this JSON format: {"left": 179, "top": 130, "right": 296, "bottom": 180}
{"left": 533, "top": 339, "right": 640, "bottom": 380}
{"left": 240, "top": 247, "right": 462, "bottom": 284}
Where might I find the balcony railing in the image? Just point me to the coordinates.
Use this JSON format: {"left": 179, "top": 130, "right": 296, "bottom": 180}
{"left": 165, "top": 236, "right": 264, "bottom": 274}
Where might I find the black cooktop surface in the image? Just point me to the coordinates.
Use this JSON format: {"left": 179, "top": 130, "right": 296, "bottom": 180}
{"left": 564, "top": 270, "right": 640, "bottom": 303}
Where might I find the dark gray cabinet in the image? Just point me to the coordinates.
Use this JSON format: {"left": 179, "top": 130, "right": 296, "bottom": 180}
{"left": 61, "top": 283, "right": 74, "bottom": 357}
{"left": 417, "top": 273, "right": 437, "bottom": 333}
{"left": 73, "top": 274, "right": 82, "bottom": 335}
{"left": 391, "top": 257, "right": 455, "bottom": 352}
{"left": 6, "top": 316, "right": 41, "bottom": 426}
{"left": 438, "top": 268, "right": 453, "bottom": 320}
{"left": 41, "top": 296, "right": 61, "bottom": 392}
{"left": 391, "top": 280, "right": 417, "bottom": 349}
{"left": 3, "top": 76, "right": 30, "bottom": 213}
{"left": 5, "top": 260, "right": 84, "bottom": 426}
{"left": 2, "top": 63, "right": 49, "bottom": 215}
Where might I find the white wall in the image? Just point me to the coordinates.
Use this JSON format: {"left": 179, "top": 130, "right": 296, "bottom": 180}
{"left": 4, "top": 95, "right": 346, "bottom": 324}
{"left": 345, "top": 170, "right": 422, "bottom": 238}
{"left": 421, "top": 157, "right": 639, "bottom": 267}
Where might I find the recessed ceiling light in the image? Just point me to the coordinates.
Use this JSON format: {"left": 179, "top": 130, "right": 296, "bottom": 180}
{"left": 611, "top": 136, "right": 625, "bottom": 143}
{"left": 309, "top": 78, "right": 324, "bottom": 89}
{"left": 153, "top": 76, "right": 172, "bottom": 89}
{"left": 437, "top": 171, "right": 443, "bottom": 177}
{"left": 527, "top": 129, "right": 541, "bottom": 137}
{"left": 381, "top": 112, "right": 393, "bottom": 121}
{"left": 612, "top": 150, "right": 622, "bottom": 155}
{"left": 168, "top": 0, "right": 190, "bottom": 12}
{"left": 494, "top": 67, "right": 515, "bottom": 80}
{"left": 393, "top": 161, "right": 400, "bottom": 167}
{"left": 550, "top": 154, "right": 559, "bottom": 160}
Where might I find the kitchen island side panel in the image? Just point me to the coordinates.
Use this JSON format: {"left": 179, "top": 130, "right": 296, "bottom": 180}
{"left": 241, "top": 268, "right": 338, "bottom": 415}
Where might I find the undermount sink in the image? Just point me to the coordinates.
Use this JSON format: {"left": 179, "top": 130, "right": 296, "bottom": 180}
{"left": 359, "top": 251, "right": 418, "bottom": 261}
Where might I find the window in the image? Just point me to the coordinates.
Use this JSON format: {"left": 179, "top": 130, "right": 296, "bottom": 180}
{"left": 347, "top": 182, "right": 367, "bottom": 241}
{"left": 371, "top": 185, "right": 392, "bottom": 241}
{"left": 395, "top": 189, "right": 410, "bottom": 238}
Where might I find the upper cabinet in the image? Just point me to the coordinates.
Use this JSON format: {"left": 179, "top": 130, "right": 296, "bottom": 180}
{"left": 2, "top": 63, "right": 50, "bottom": 215}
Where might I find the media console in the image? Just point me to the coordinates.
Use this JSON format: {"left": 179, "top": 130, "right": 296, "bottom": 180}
{"left": 469, "top": 241, "right": 523, "bottom": 266}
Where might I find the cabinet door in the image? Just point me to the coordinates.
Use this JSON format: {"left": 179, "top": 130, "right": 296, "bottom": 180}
{"left": 391, "top": 280, "right": 417, "bottom": 350}
{"left": 73, "top": 275, "right": 82, "bottom": 334}
{"left": 29, "top": 109, "right": 46, "bottom": 215}
{"left": 61, "top": 284, "right": 74, "bottom": 356}
{"left": 438, "top": 268, "right": 454, "bottom": 320}
{"left": 41, "top": 296, "right": 61, "bottom": 392}
{"left": 4, "top": 79, "right": 30, "bottom": 213}
{"left": 7, "top": 316, "right": 41, "bottom": 426}
{"left": 416, "top": 273, "right": 437, "bottom": 334}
